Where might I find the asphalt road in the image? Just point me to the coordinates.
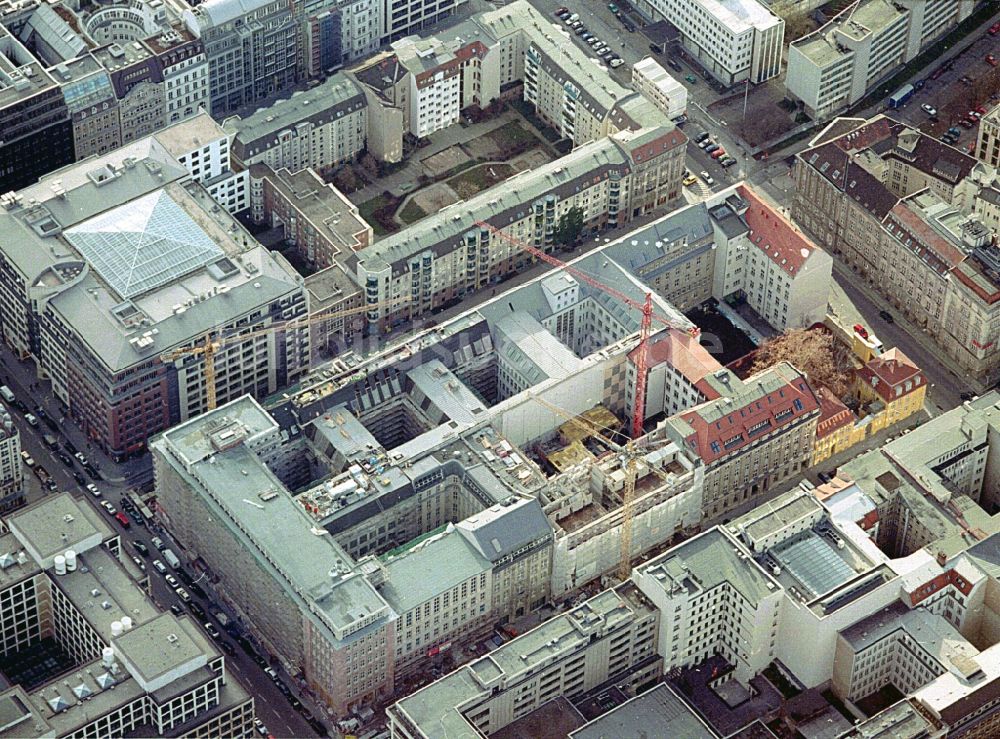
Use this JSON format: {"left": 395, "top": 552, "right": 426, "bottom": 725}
{"left": 0, "top": 354, "right": 323, "bottom": 739}
{"left": 830, "top": 262, "right": 975, "bottom": 413}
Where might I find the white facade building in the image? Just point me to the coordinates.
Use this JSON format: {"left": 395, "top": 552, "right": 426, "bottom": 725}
{"left": 786, "top": 0, "right": 974, "bottom": 118}
{"left": 0, "top": 403, "right": 21, "bottom": 501}
{"left": 632, "top": 57, "right": 687, "bottom": 120}
{"left": 409, "top": 67, "right": 461, "bottom": 138}
{"left": 644, "top": 0, "right": 784, "bottom": 85}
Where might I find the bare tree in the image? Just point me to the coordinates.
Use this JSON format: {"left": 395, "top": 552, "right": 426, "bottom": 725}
{"left": 750, "top": 328, "right": 853, "bottom": 400}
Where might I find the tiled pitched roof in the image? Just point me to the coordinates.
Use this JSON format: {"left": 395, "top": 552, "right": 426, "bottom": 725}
{"left": 738, "top": 185, "right": 818, "bottom": 277}
{"left": 857, "top": 347, "right": 923, "bottom": 403}
{"left": 675, "top": 363, "right": 820, "bottom": 465}
{"left": 814, "top": 386, "right": 854, "bottom": 440}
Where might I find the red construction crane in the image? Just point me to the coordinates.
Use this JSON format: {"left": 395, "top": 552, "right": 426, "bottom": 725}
{"left": 475, "top": 221, "right": 699, "bottom": 438}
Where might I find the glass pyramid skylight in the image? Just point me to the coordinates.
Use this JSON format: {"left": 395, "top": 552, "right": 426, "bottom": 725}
{"left": 65, "top": 190, "right": 224, "bottom": 299}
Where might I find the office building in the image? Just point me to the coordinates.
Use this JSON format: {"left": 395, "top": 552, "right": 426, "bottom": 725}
{"left": 787, "top": 0, "right": 974, "bottom": 118}
{"left": 603, "top": 184, "right": 832, "bottom": 330}
{"left": 0, "top": 25, "right": 74, "bottom": 191}
{"left": 632, "top": 57, "right": 688, "bottom": 120}
{"left": 224, "top": 74, "right": 367, "bottom": 174}
{"left": 0, "top": 493, "right": 254, "bottom": 738}
{"left": 0, "top": 403, "right": 21, "bottom": 511}
{"left": 638, "top": 0, "right": 784, "bottom": 86}
{"left": 182, "top": 0, "right": 395, "bottom": 116}
{"left": 0, "top": 135, "right": 309, "bottom": 460}
{"left": 977, "top": 101, "right": 1000, "bottom": 169}
{"left": 387, "top": 585, "right": 661, "bottom": 738}
{"left": 662, "top": 362, "right": 820, "bottom": 519}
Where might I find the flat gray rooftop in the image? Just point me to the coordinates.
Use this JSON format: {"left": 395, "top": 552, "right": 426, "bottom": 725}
{"left": 571, "top": 683, "right": 716, "bottom": 739}
{"left": 7, "top": 493, "right": 110, "bottom": 565}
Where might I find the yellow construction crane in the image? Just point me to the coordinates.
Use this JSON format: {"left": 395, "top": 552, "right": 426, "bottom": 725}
{"left": 528, "top": 393, "right": 674, "bottom": 582}
{"left": 160, "top": 299, "right": 402, "bottom": 411}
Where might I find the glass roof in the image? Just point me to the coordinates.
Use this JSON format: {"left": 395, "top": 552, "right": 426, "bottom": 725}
{"left": 65, "top": 190, "right": 224, "bottom": 299}
{"left": 773, "top": 531, "right": 855, "bottom": 597}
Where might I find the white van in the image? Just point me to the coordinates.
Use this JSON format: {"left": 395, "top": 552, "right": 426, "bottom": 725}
{"left": 0, "top": 386, "right": 14, "bottom": 403}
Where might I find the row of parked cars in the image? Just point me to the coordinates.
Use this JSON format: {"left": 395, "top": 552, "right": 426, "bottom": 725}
{"left": 693, "top": 131, "right": 737, "bottom": 168}
{"left": 556, "top": 8, "right": 625, "bottom": 68}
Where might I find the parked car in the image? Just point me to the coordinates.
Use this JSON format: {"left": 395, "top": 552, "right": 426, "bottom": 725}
{"left": 694, "top": 131, "right": 710, "bottom": 143}
{"left": 204, "top": 622, "right": 222, "bottom": 640}
{"left": 253, "top": 718, "right": 269, "bottom": 737}
{"left": 189, "top": 601, "right": 207, "bottom": 620}
{"left": 700, "top": 171, "right": 714, "bottom": 186}
{"left": 704, "top": 143, "right": 720, "bottom": 154}
{"left": 990, "top": 21, "right": 1000, "bottom": 35}
{"left": 720, "top": 157, "right": 737, "bottom": 168}
{"left": 72, "top": 471, "right": 86, "bottom": 486}
{"left": 152, "top": 536, "right": 166, "bottom": 551}
{"left": 920, "top": 103, "right": 936, "bottom": 116}
{"left": 683, "top": 173, "right": 698, "bottom": 186}
{"left": 85, "top": 483, "right": 100, "bottom": 497}
{"left": 165, "top": 574, "right": 179, "bottom": 588}
{"left": 698, "top": 137, "right": 714, "bottom": 149}
{"left": 609, "top": 58, "right": 624, "bottom": 68}
{"left": 853, "top": 323, "right": 869, "bottom": 339}
{"left": 20, "top": 451, "right": 35, "bottom": 467}
{"left": 988, "top": 54, "right": 998, "bottom": 67}
{"left": 131, "top": 555, "right": 145, "bottom": 571}
{"left": 152, "top": 559, "right": 167, "bottom": 573}
{"left": 879, "top": 309, "right": 894, "bottom": 323}
{"left": 667, "top": 58, "right": 683, "bottom": 73}
{"left": 100, "top": 500, "right": 116, "bottom": 515}
{"left": 170, "top": 604, "right": 184, "bottom": 616}
{"left": 132, "top": 540, "right": 148, "bottom": 557}
{"left": 961, "top": 392, "right": 977, "bottom": 401}
{"left": 24, "top": 413, "right": 38, "bottom": 428}
{"left": 175, "top": 587, "right": 192, "bottom": 603}
{"left": 710, "top": 148, "right": 726, "bottom": 159}
{"left": 115, "top": 512, "right": 130, "bottom": 528}
{"left": 57, "top": 452, "right": 73, "bottom": 467}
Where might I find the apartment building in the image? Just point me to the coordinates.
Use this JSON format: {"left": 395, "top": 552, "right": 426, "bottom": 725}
{"left": 0, "top": 138, "right": 309, "bottom": 460}
{"left": 663, "top": 362, "right": 820, "bottom": 519}
{"left": 0, "top": 403, "right": 21, "bottom": 511}
{"left": 793, "top": 116, "right": 1000, "bottom": 382}
{"left": 0, "top": 26, "right": 74, "bottom": 192}
{"left": 640, "top": 0, "right": 784, "bottom": 86}
{"left": 387, "top": 585, "right": 661, "bottom": 738}
{"left": 224, "top": 74, "right": 367, "bottom": 173}
{"left": 0, "top": 493, "right": 254, "bottom": 738}
{"left": 355, "top": 129, "right": 686, "bottom": 333}
{"left": 787, "top": 0, "right": 974, "bottom": 118}
{"left": 392, "top": 33, "right": 481, "bottom": 138}
{"left": 632, "top": 57, "right": 687, "bottom": 120}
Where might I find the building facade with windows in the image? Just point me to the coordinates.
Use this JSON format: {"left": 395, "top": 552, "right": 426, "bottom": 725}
{"left": 224, "top": 73, "right": 367, "bottom": 173}
{"left": 663, "top": 362, "right": 820, "bottom": 519}
{"left": 639, "top": 0, "right": 784, "bottom": 86}
{"left": 0, "top": 493, "right": 254, "bottom": 739}
{"left": 0, "top": 137, "right": 309, "bottom": 460}
{"left": 787, "top": 0, "right": 974, "bottom": 118}
{"left": 0, "top": 403, "right": 21, "bottom": 511}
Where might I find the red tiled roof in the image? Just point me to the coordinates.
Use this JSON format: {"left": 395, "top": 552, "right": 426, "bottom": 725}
{"left": 632, "top": 329, "right": 722, "bottom": 391}
{"left": 676, "top": 365, "right": 820, "bottom": 465}
{"left": 626, "top": 130, "right": 687, "bottom": 164}
{"left": 814, "top": 386, "right": 854, "bottom": 440}
{"left": 885, "top": 201, "right": 965, "bottom": 271}
{"left": 738, "top": 185, "right": 818, "bottom": 277}
{"left": 856, "top": 347, "right": 923, "bottom": 403}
